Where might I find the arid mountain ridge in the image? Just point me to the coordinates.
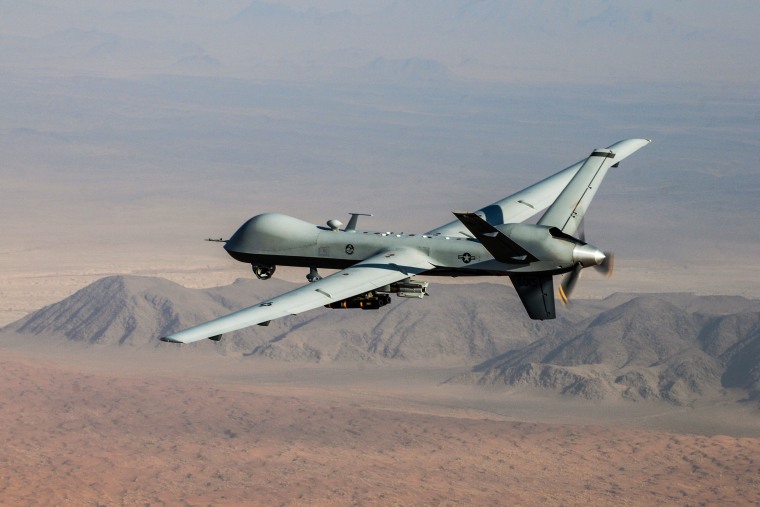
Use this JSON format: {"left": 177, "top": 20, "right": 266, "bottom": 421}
{"left": 3, "top": 275, "right": 759, "bottom": 405}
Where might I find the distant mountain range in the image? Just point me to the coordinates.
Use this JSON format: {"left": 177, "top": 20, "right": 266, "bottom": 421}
{"left": 451, "top": 294, "right": 760, "bottom": 405}
{"left": 3, "top": 275, "right": 759, "bottom": 405}
{"left": 1, "top": 275, "right": 554, "bottom": 361}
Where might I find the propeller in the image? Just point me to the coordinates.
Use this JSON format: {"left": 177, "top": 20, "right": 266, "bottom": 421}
{"left": 559, "top": 263, "right": 583, "bottom": 304}
{"left": 594, "top": 252, "right": 615, "bottom": 277}
{"left": 559, "top": 221, "right": 614, "bottom": 305}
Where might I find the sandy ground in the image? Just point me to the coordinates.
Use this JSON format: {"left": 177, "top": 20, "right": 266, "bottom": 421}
{"left": 1, "top": 347, "right": 759, "bottom": 506}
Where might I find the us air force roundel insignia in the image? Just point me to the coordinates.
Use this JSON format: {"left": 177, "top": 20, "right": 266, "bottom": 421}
{"left": 458, "top": 252, "right": 476, "bottom": 264}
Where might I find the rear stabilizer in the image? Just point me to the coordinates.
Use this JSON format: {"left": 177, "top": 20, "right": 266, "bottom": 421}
{"left": 510, "top": 274, "right": 556, "bottom": 320}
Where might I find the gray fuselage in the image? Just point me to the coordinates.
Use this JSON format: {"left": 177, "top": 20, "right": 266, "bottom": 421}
{"left": 223, "top": 213, "right": 580, "bottom": 277}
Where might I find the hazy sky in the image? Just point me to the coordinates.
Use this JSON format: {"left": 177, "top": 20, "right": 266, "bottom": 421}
{"left": 1, "top": 0, "right": 758, "bottom": 296}
{"left": 2, "top": 1, "right": 759, "bottom": 84}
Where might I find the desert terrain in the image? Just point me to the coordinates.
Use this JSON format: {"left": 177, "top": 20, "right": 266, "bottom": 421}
{"left": 1, "top": 344, "right": 759, "bottom": 507}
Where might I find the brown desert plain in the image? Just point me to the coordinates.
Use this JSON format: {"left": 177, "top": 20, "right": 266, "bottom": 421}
{"left": 0, "top": 343, "right": 759, "bottom": 506}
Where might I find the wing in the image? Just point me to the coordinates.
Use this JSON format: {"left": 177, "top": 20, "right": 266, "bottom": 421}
{"left": 160, "top": 248, "right": 434, "bottom": 344}
{"left": 426, "top": 138, "right": 651, "bottom": 237}
{"left": 425, "top": 159, "right": 582, "bottom": 237}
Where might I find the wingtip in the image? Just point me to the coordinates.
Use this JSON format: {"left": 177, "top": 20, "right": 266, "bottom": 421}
{"left": 159, "top": 336, "right": 183, "bottom": 344}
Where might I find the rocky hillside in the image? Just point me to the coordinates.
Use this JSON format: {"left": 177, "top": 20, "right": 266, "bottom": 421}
{"left": 4, "top": 275, "right": 759, "bottom": 404}
{"left": 2, "top": 276, "right": 276, "bottom": 354}
{"left": 452, "top": 295, "right": 760, "bottom": 405}
{"left": 1, "top": 275, "right": 554, "bottom": 361}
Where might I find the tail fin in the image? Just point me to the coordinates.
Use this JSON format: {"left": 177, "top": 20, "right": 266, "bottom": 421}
{"left": 510, "top": 274, "right": 556, "bottom": 320}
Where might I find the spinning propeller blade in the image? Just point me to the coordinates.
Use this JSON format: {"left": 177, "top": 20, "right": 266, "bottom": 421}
{"left": 559, "top": 264, "right": 582, "bottom": 304}
{"left": 559, "top": 220, "right": 614, "bottom": 305}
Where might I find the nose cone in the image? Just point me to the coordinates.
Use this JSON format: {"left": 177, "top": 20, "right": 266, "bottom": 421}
{"left": 224, "top": 213, "right": 319, "bottom": 254}
{"left": 572, "top": 243, "right": 606, "bottom": 267}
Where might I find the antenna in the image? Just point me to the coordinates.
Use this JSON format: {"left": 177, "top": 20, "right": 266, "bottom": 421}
{"left": 345, "top": 213, "right": 373, "bottom": 232}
